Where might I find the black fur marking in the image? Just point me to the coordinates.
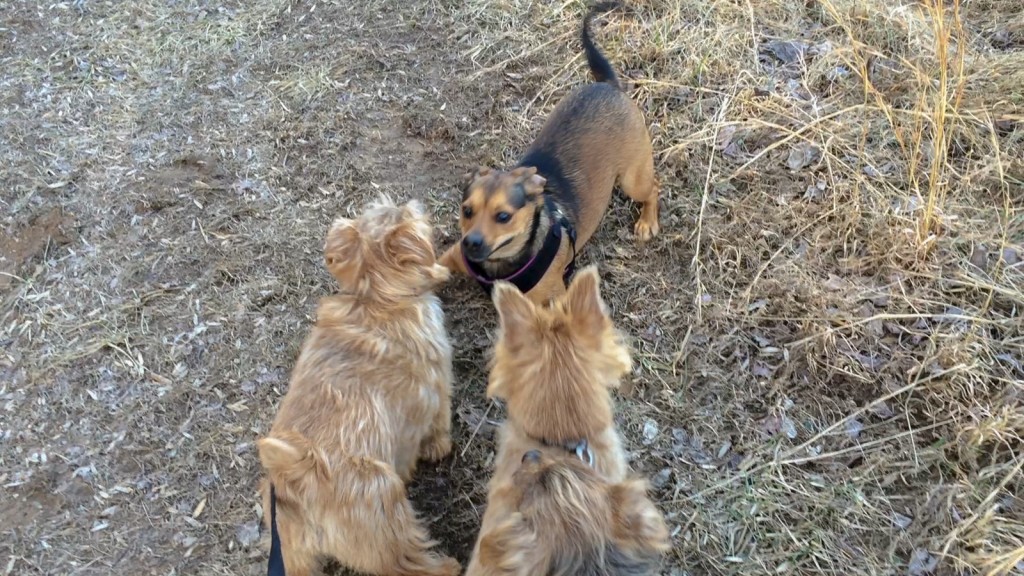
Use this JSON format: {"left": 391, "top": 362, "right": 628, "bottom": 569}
{"left": 582, "top": 2, "right": 622, "bottom": 91}
{"left": 507, "top": 183, "right": 528, "bottom": 210}
{"left": 503, "top": 206, "right": 544, "bottom": 273}
{"left": 518, "top": 150, "right": 579, "bottom": 222}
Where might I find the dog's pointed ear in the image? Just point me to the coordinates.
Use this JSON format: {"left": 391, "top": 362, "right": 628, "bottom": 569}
{"left": 478, "top": 513, "right": 537, "bottom": 575}
{"left": 325, "top": 217, "right": 362, "bottom": 283}
{"left": 401, "top": 198, "right": 426, "bottom": 220}
{"left": 385, "top": 219, "right": 434, "bottom": 267}
{"left": 565, "top": 266, "right": 606, "bottom": 327}
{"left": 494, "top": 281, "right": 536, "bottom": 346}
{"left": 608, "top": 479, "right": 671, "bottom": 558}
{"left": 257, "top": 432, "right": 330, "bottom": 485}
{"left": 512, "top": 166, "right": 546, "bottom": 197}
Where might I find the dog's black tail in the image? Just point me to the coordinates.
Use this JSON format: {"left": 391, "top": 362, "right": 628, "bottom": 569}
{"left": 582, "top": 2, "right": 622, "bottom": 90}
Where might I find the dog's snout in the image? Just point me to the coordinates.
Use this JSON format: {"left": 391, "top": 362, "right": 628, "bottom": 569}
{"left": 522, "top": 450, "right": 542, "bottom": 464}
{"left": 463, "top": 232, "right": 484, "bottom": 250}
{"left": 462, "top": 232, "right": 488, "bottom": 261}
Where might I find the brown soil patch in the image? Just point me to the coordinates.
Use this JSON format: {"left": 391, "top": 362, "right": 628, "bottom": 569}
{"left": 0, "top": 208, "right": 77, "bottom": 290}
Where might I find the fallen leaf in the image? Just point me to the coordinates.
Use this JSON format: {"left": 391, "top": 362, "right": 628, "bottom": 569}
{"left": 456, "top": 403, "right": 499, "bottom": 438}
{"left": 651, "top": 468, "right": 672, "bottom": 490}
{"left": 846, "top": 419, "right": 864, "bottom": 439}
{"left": 823, "top": 274, "right": 848, "bottom": 291}
{"left": 1003, "top": 247, "right": 1020, "bottom": 266}
{"left": 908, "top": 549, "right": 938, "bottom": 576}
{"left": 870, "top": 400, "right": 895, "bottom": 419}
{"left": 970, "top": 244, "right": 989, "bottom": 270}
{"left": 763, "top": 40, "right": 809, "bottom": 64}
{"left": 782, "top": 416, "right": 798, "bottom": 439}
{"left": 786, "top": 142, "right": 819, "bottom": 171}
{"left": 893, "top": 512, "right": 913, "bottom": 530}
{"left": 192, "top": 497, "right": 207, "bottom": 518}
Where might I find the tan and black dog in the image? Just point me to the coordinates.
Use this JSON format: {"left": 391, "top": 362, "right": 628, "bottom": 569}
{"left": 439, "top": 3, "right": 660, "bottom": 305}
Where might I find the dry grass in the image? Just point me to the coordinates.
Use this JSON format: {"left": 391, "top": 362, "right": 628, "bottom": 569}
{"left": 1, "top": 0, "right": 1022, "bottom": 575}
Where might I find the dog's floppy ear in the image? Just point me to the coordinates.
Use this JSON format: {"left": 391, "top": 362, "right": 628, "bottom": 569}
{"left": 463, "top": 166, "right": 492, "bottom": 186}
{"left": 257, "top": 431, "right": 330, "bottom": 486}
{"left": 493, "top": 281, "right": 537, "bottom": 350}
{"left": 608, "top": 478, "right": 671, "bottom": 558}
{"left": 477, "top": 513, "right": 537, "bottom": 575}
{"left": 564, "top": 266, "right": 607, "bottom": 329}
{"left": 511, "top": 166, "right": 546, "bottom": 198}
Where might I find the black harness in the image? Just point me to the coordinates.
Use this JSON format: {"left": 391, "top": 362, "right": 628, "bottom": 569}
{"left": 267, "top": 485, "right": 285, "bottom": 576}
{"left": 463, "top": 195, "right": 578, "bottom": 295}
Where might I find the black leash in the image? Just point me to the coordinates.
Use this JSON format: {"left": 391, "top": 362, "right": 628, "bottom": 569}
{"left": 267, "top": 485, "right": 286, "bottom": 576}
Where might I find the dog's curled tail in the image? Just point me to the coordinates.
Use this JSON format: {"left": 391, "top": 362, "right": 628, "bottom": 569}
{"left": 582, "top": 1, "right": 622, "bottom": 90}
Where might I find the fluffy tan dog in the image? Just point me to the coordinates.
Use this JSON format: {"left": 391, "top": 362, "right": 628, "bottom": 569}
{"left": 256, "top": 197, "right": 460, "bottom": 576}
{"left": 466, "top": 267, "right": 670, "bottom": 575}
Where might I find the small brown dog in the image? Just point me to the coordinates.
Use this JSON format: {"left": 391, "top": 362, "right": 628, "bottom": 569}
{"left": 466, "top": 267, "right": 670, "bottom": 575}
{"left": 256, "top": 197, "right": 460, "bottom": 576}
{"left": 439, "top": 3, "right": 661, "bottom": 305}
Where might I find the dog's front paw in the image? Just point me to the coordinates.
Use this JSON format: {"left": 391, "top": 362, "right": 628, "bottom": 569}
{"left": 421, "top": 434, "right": 452, "bottom": 462}
{"left": 634, "top": 218, "right": 660, "bottom": 242}
{"left": 438, "top": 244, "right": 467, "bottom": 275}
{"left": 436, "top": 556, "right": 462, "bottom": 576}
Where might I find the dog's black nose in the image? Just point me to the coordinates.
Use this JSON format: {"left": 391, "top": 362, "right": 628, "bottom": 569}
{"left": 462, "top": 232, "right": 487, "bottom": 260}
{"left": 462, "top": 232, "right": 484, "bottom": 251}
{"left": 522, "top": 450, "right": 542, "bottom": 463}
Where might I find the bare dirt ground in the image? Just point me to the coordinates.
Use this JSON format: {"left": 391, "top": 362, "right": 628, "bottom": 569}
{"left": 1, "top": 0, "right": 1022, "bottom": 575}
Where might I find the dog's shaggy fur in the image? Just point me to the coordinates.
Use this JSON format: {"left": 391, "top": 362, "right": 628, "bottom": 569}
{"left": 256, "top": 197, "right": 460, "bottom": 576}
{"left": 466, "top": 267, "right": 670, "bottom": 575}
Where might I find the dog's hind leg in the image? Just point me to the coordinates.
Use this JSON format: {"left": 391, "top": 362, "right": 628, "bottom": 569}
{"left": 332, "top": 457, "right": 461, "bottom": 576}
{"left": 619, "top": 151, "right": 661, "bottom": 242}
{"left": 260, "top": 482, "right": 320, "bottom": 576}
{"left": 420, "top": 392, "right": 453, "bottom": 464}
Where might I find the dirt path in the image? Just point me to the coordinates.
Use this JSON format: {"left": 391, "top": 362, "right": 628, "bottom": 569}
{"left": 1, "top": 2, "right": 500, "bottom": 574}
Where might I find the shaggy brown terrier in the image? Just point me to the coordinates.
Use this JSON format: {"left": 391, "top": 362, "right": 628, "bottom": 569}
{"left": 466, "top": 267, "right": 670, "bottom": 575}
{"left": 256, "top": 197, "right": 459, "bottom": 576}
{"left": 439, "top": 3, "right": 660, "bottom": 305}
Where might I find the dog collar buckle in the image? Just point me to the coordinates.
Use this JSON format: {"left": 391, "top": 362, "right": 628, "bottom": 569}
{"left": 568, "top": 439, "right": 594, "bottom": 467}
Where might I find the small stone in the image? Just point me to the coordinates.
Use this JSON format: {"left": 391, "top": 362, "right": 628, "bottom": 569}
{"left": 650, "top": 468, "right": 672, "bottom": 490}
{"left": 236, "top": 521, "right": 261, "bottom": 547}
{"left": 642, "top": 420, "right": 659, "bottom": 445}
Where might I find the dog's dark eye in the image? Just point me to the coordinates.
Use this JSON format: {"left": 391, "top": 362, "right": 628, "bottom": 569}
{"left": 495, "top": 211, "right": 511, "bottom": 224}
{"left": 462, "top": 206, "right": 473, "bottom": 218}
